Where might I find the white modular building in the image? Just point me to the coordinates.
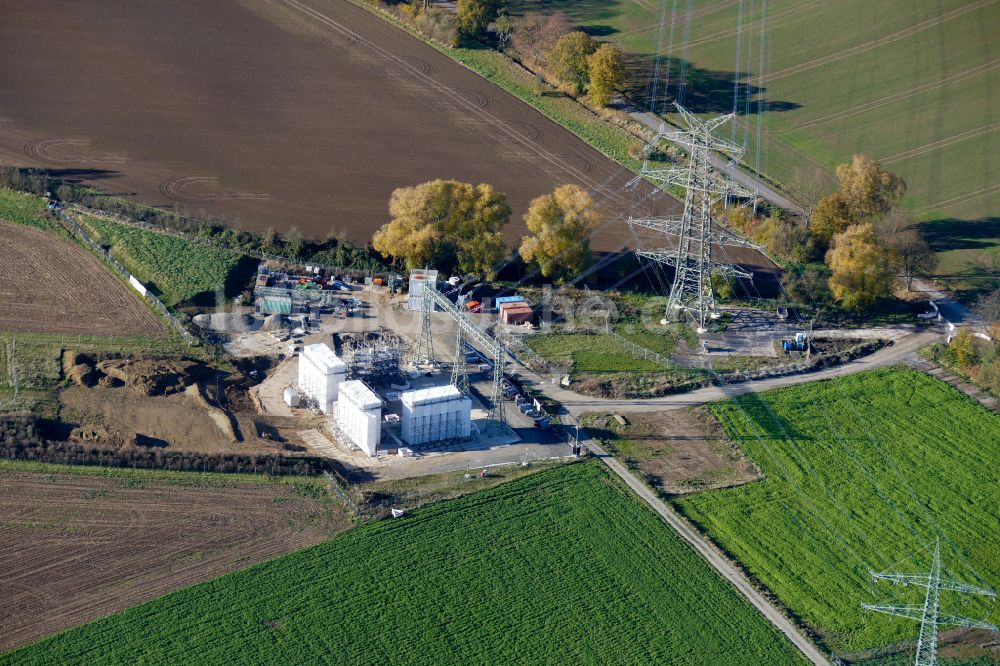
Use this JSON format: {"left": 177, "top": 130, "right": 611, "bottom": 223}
{"left": 407, "top": 269, "right": 438, "bottom": 312}
{"left": 400, "top": 384, "right": 472, "bottom": 446}
{"left": 337, "top": 380, "right": 382, "bottom": 456}
{"left": 298, "top": 343, "right": 347, "bottom": 413}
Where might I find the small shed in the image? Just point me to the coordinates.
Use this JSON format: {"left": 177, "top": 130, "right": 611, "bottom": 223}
{"left": 500, "top": 302, "right": 533, "bottom": 325}
{"left": 283, "top": 387, "right": 300, "bottom": 407}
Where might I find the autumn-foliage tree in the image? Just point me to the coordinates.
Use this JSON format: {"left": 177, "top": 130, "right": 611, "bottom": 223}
{"left": 810, "top": 193, "right": 853, "bottom": 246}
{"left": 836, "top": 154, "right": 906, "bottom": 222}
{"left": 519, "top": 184, "right": 601, "bottom": 282}
{"left": 809, "top": 155, "right": 907, "bottom": 250}
{"left": 494, "top": 10, "right": 513, "bottom": 52}
{"left": 549, "top": 31, "right": 596, "bottom": 94}
{"left": 457, "top": 0, "right": 501, "bottom": 39}
{"left": 586, "top": 43, "right": 625, "bottom": 106}
{"left": 372, "top": 179, "right": 509, "bottom": 278}
{"left": 826, "top": 223, "right": 894, "bottom": 311}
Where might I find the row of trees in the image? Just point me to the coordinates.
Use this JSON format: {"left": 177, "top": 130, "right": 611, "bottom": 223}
{"left": 371, "top": 179, "right": 600, "bottom": 282}
{"left": 723, "top": 156, "right": 934, "bottom": 311}
{"left": 509, "top": 14, "right": 626, "bottom": 106}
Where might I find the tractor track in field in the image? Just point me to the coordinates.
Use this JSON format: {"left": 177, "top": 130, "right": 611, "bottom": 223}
{"left": 790, "top": 58, "right": 1000, "bottom": 130}
{"left": 762, "top": 0, "right": 999, "bottom": 83}
{"left": 881, "top": 123, "right": 1000, "bottom": 165}
{"left": 157, "top": 176, "right": 271, "bottom": 203}
{"left": 278, "top": 0, "right": 632, "bottom": 209}
{"left": 0, "top": 471, "right": 349, "bottom": 652}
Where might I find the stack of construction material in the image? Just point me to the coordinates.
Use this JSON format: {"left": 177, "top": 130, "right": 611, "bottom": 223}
{"left": 399, "top": 385, "right": 471, "bottom": 445}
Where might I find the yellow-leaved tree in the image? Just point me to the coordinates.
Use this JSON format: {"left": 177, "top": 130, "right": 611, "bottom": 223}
{"left": 586, "top": 43, "right": 625, "bottom": 106}
{"left": 826, "top": 223, "right": 894, "bottom": 311}
{"left": 810, "top": 193, "right": 853, "bottom": 245}
{"left": 548, "top": 31, "right": 596, "bottom": 94}
{"left": 372, "top": 179, "right": 509, "bottom": 278}
{"left": 519, "top": 184, "right": 601, "bottom": 283}
{"left": 836, "top": 154, "right": 906, "bottom": 221}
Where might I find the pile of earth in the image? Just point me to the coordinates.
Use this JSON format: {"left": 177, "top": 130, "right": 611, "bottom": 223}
{"left": 63, "top": 351, "right": 212, "bottom": 396}
{"left": 192, "top": 313, "right": 259, "bottom": 332}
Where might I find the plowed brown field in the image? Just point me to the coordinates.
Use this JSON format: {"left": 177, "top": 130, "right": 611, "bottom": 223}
{"left": 0, "top": 222, "right": 164, "bottom": 336}
{"left": 0, "top": 0, "right": 672, "bottom": 248}
{"left": 0, "top": 468, "right": 349, "bottom": 651}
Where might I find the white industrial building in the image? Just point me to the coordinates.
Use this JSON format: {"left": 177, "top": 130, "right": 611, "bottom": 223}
{"left": 400, "top": 385, "right": 471, "bottom": 446}
{"left": 297, "top": 343, "right": 346, "bottom": 414}
{"left": 337, "top": 380, "right": 382, "bottom": 456}
{"left": 407, "top": 268, "right": 438, "bottom": 311}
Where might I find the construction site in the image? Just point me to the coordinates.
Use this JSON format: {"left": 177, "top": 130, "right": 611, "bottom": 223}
{"left": 234, "top": 268, "right": 572, "bottom": 480}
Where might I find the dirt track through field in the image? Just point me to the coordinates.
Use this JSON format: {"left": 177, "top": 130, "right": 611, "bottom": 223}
{"left": 0, "top": 470, "right": 348, "bottom": 651}
{"left": 0, "top": 222, "right": 164, "bottom": 336}
{"left": 0, "top": 0, "right": 675, "bottom": 248}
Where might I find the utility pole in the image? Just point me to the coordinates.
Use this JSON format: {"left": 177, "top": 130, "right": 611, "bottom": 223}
{"left": 628, "top": 103, "right": 761, "bottom": 333}
{"left": 863, "top": 538, "right": 998, "bottom": 666}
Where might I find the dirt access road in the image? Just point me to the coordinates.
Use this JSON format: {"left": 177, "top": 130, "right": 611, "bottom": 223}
{"left": 0, "top": 0, "right": 673, "bottom": 248}
{"left": 0, "top": 468, "right": 348, "bottom": 651}
{"left": 0, "top": 221, "right": 164, "bottom": 336}
{"left": 530, "top": 326, "right": 943, "bottom": 417}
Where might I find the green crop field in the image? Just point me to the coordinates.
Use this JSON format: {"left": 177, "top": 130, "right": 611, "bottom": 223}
{"left": 0, "top": 188, "right": 58, "bottom": 232}
{"left": 508, "top": 0, "right": 1000, "bottom": 294}
{"left": 77, "top": 215, "right": 255, "bottom": 306}
{"left": 674, "top": 368, "right": 1000, "bottom": 657}
{"left": 2, "top": 463, "right": 806, "bottom": 665}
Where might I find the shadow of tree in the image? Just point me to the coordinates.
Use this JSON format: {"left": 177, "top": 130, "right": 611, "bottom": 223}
{"left": 922, "top": 216, "right": 1000, "bottom": 253}
{"left": 622, "top": 53, "right": 800, "bottom": 116}
{"left": 727, "top": 392, "right": 810, "bottom": 443}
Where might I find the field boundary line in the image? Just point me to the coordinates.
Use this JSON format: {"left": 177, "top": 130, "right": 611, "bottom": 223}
{"left": 576, "top": 426, "right": 832, "bottom": 665}
{"left": 762, "top": 0, "right": 999, "bottom": 83}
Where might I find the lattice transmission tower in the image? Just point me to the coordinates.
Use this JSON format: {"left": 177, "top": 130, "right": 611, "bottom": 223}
{"left": 863, "top": 538, "right": 998, "bottom": 666}
{"left": 450, "top": 313, "right": 470, "bottom": 396}
{"left": 628, "top": 103, "right": 760, "bottom": 332}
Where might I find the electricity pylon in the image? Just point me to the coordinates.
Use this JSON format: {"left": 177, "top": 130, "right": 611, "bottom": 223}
{"left": 410, "top": 301, "right": 434, "bottom": 365}
{"left": 628, "top": 103, "right": 760, "bottom": 332}
{"left": 863, "top": 538, "right": 998, "bottom": 666}
{"left": 450, "top": 314, "right": 470, "bottom": 396}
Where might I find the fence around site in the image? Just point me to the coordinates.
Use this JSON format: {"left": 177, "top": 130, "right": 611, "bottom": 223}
{"left": 59, "top": 212, "right": 196, "bottom": 344}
